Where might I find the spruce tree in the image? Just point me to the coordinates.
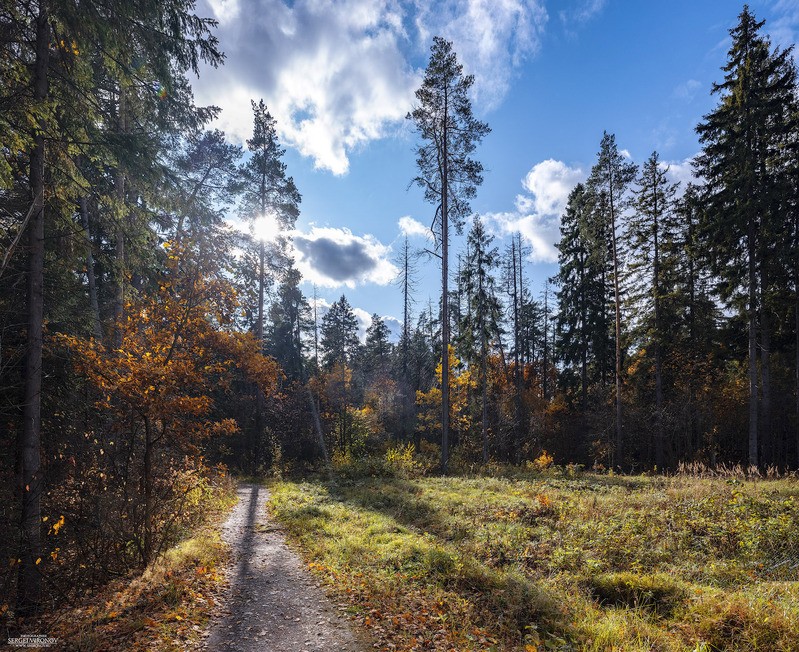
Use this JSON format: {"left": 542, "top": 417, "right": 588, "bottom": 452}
{"left": 586, "top": 132, "right": 637, "bottom": 468}
{"left": 629, "top": 151, "right": 679, "bottom": 469}
{"left": 695, "top": 5, "right": 796, "bottom": 466}
{"left": 459, "top": 216, "right": 501, "bottom": 462}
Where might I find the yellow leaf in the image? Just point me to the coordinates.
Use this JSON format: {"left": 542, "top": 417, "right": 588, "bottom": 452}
{"left": 35, "top": 558, "right": 41, "bottom": 565}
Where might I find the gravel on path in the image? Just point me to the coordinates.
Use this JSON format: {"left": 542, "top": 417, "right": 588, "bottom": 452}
{"left": 204, "top": 483, "right": 366, "bottom": 652}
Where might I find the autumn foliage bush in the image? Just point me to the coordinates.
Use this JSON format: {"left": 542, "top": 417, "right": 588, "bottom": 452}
{"left": 0, "top": 244, "right": 280, "bottom": 617}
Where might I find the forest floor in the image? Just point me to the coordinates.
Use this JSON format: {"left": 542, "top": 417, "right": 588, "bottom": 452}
{"left": 202, "top": 483, "right": 367, "bottom": 652}
{"left": 268, "top": 468, "right": 799, "bottom": 651}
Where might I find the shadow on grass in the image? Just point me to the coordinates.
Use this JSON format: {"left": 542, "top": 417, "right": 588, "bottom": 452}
{"left": 314, "top": 476, "right": 571, "bottom": 644}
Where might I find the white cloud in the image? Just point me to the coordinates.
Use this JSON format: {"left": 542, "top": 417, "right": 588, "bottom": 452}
{"left": 206, "top": 0, "right": 240, "bottom": 25}
{"left": 486, "top": 159, "right": 586, "bottom": 263}
{"left": 194, "top": 0, "right": 418, "bottom": 175}
{"left": 485, "top": 210, "right": 561, "bottom": 263}
{"left": 620, "top": 148, "right": 632, "bottom": 160}
{"left": 520, "top": 159, "right": 585, "bottom": 216}
{"left": 194, "top": 0, "right": 549, "bottom": 175}
{"left": 291, "top": 226, "right": 399, "bottom": 288}
{"left": 353, "top": 307, "right": 374, "bottom": 341}
{"left": 398, "top": 215, "right": 433, "bottom": 239}
{"left": 661, "top": 155, "right": 700, "bottom": 194}
{"left": 559, "top": 0, "right": 606, "bottom": 29}
{"left": 414, "top": 0, "right": 548, "bottom": 111}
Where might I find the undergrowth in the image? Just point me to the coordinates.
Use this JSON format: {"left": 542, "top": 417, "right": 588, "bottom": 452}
{"left": 269, "top": 468, "right": 799, "bottom": 651}
{"left": 23, "top": 474, "right": 237, "bottom": 651}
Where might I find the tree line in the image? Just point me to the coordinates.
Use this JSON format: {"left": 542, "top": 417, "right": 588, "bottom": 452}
{"left": 0, "top": 0, "right": 797, "bottom": 620}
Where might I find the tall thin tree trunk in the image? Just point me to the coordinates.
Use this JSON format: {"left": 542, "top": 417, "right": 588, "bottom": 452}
{"left": 760, "top": 296, "right": 772, "bottom": 466}
{"left": 252, "top": 240, "right": 266, "bottom": 472}
{"left": 402, "top": 239, "right": 411, "bottom": 442}
{"left": 610, "top": 193, "right": 623, "bottom": 470}
{"left": 18, "top": 0, "right": 49, "bottom": 617}
{"left": 687, "top": 203, "right": 698, "bottom": 457}
{"left": 543, "top": 281, "right": 549, "bottom": 402}
{"left": 440, "top": 92, "right": 450, "bottom": 474}
{"left": 143, "top": 419, "right": 153, "bottom": 565}
{"left": 80, "top": 197, "right": 103, "bottom": 340}
{"left": 795, "top": 298, "right": 799, "bottom": 469}
{"left": 481, "top": 329, "right": 488, "bottom": 464}
{"left": 653, "top": 201, "right": 664, "bottom": 471}
{"left": 747, "top": 222, "right": 759, "bottom": 467}
{"left": 512, "top": 239, "right": 522, "bottom": 464}
{"left": 113, "top": 86, "right": 127, "bottom": 347}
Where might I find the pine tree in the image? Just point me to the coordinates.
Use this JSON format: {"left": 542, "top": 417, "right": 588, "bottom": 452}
{"left": 238, "top": 100, "right": 300, "bottom": 471}
{"left": 408, "top": 37, "right": 490, "bottom": 472}
{"left": 239, "top": 100, "right": 301, "bottom": 345}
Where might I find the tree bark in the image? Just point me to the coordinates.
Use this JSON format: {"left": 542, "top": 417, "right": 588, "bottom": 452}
{"left": 760, "top": 296, "right": 772, "bottom": 466}
{"left": 80, "top": 197, "right": 103, "bottom": 340}
{"left": 610, "top": 191, "right": 623, "bottom": 470}
{"left": 17, "top": 0, "right": 50, "bottom": 617}
{"left": 113, "top": 86, "right": 127, "bottom": 348}
{"left": 512, "top": 239, "right": 522, "bottom": 464}
{"left": 653, "top": 192, "right": 664, "bottom": 471}
{"left": 747, "top": 220, "right": 759, "bottom": 467}
{"left": 440, "top": 90, "right": 450, "bottom": 474}
{"left": 143, "top": 419, "right": 153, "bottom": 564}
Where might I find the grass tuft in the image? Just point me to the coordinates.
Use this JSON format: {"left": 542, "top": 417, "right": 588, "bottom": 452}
{"left": 269, "top": 469, "right": 799, "bottom": 651}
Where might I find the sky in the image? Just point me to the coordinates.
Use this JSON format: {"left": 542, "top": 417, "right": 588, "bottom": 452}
{"left": 191, "top": 0, "right": 799, "bottom": 340}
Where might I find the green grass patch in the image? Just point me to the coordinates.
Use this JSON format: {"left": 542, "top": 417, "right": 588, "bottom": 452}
{"left": 269, "top": 470, "right": 799, "bottom": 651}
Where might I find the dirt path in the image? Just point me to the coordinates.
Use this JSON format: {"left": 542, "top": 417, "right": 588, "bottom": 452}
{"left": 204, "top": 484, "right": 365, "bottom": 652}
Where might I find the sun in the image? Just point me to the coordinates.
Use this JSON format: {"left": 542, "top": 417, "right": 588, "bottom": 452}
{"left": 252, "top": 212, "right": 281, "bottom": 243}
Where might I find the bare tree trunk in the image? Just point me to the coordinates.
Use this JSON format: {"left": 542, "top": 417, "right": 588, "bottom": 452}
{"left": 795, "top": 299, "right": 799, "bottom": 469}
{"left": 80, "top": 197, "right": 103, "bottom": 339}
{"left": 143, "top": 419, "right": 153, "bottom": 564}
{"left": 113, "top": 86, "right": 127, "bottom": 348}
{"left": 610, "top": 194, "right": 623, "bottom": 470}
{"left": 440, "top": 92, "right": 450, "bottom": 474}
{"left": 653, "top": 199, "right": 664, "bottom": 471}
{"left": 17, "top": 0, "right": 49, "bottom": 617}
{"left": 760, "top": 298, "right": 772, "bottom": 466}
{"left": 543, "top": 281, "right": 550, "bottom": 402}
{"left": 747, "top": 222, "right": 759, "bottom": 467}
{"left": 511, "top": 239, "right": 522, "bottom": 464}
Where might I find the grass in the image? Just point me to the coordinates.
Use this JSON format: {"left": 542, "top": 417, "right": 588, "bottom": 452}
{"left": 39, "top": 476, "right": 237, "bottom": 651}
{"left": 268, "top": 468, "right": 799, "bottom": 651}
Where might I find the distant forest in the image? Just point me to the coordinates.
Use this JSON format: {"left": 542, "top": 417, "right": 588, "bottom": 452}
{"left": 0, "top": 2, "right": 797, "bottom": 616}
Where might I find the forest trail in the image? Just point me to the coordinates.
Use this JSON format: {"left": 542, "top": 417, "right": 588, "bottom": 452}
{"left": 203, "top": 484, "right": 365, "bottom": 652}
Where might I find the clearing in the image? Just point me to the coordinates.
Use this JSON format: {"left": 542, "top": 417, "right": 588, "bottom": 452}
{"left": 268, "top": 469, "right": 799, "bottom": 651}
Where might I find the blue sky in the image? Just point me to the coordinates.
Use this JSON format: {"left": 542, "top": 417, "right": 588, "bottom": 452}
{"left": 192, "top": 0, "right": 799, "bottom": 339}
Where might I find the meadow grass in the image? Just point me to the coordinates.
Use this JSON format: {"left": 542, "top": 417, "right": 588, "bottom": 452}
{"left": 268, "top": 468, "right": 799, "bottom": 651}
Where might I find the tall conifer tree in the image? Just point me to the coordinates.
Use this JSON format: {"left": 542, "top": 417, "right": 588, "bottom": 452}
{"left": 408, "top": 37, "right": 489, "bottom": 472}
